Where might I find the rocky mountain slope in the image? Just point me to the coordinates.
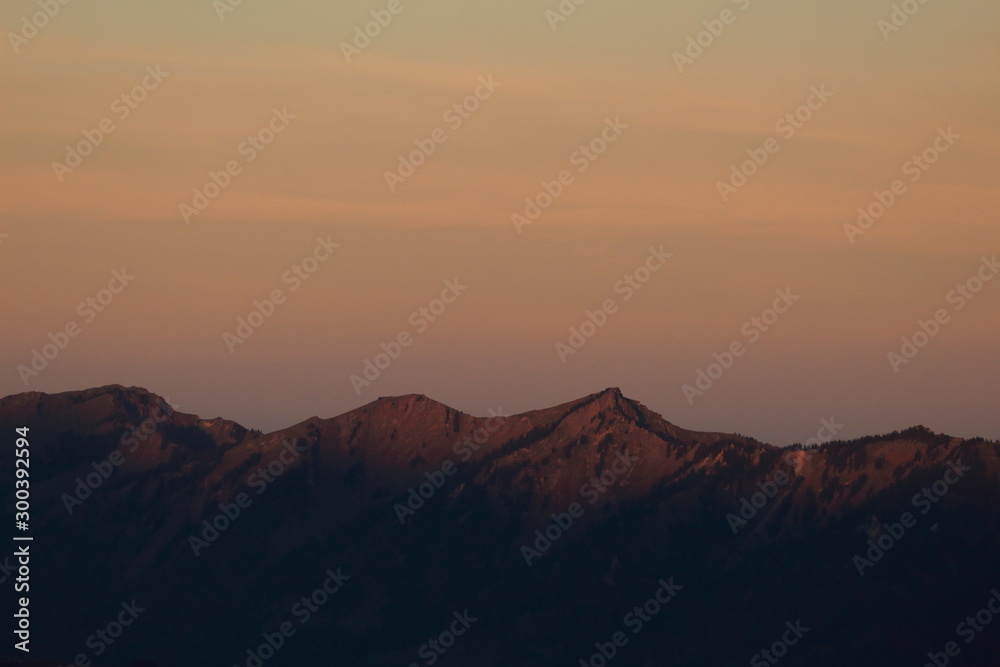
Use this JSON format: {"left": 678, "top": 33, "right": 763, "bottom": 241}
{"left": 1, "top": 385, "right": 998, "bottom": 666}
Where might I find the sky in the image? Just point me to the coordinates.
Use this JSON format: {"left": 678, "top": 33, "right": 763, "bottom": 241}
{"left": 1, "top": 0, "right": 998, "bottom": 445}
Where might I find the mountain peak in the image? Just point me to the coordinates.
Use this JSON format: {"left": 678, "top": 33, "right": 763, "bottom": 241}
{"left": 338, "top": 393, "right": 467, "bottom": 434}
{"left": 368, "top": 393, "right": 454, "bottom": 414}
{"left": 0, "top": 384, "right": 175, "bottom": 422}
{"left": 566, "top": 386, "right": 642, "bottom": 423}
{"left": 594, "top": 386, "right": 635, "bottom": 408}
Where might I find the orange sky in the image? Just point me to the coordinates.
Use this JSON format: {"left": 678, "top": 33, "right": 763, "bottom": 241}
{"left": 2, "top": 0, "right": 998, "bottom": 443}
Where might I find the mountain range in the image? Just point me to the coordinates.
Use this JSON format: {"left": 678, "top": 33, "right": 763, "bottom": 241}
{"left": 1, "top": 385, "right": 998, "bottom": 666}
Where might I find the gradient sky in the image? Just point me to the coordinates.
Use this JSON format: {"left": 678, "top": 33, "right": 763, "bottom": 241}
{"left": 2, "top": 0, "right": 998, "bottom": 444}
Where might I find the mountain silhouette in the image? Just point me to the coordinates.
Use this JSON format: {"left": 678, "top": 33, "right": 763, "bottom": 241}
{"left": 1, "top": 385, "right": 998, "bottom": 666}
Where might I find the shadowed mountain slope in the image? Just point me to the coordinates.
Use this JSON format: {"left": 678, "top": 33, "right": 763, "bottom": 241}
{"left": 1, "top": 385, "right": 998, "bottom": 666}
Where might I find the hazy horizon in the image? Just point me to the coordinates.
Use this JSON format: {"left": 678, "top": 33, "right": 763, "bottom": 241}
{"left": 3, "top": 0, "right": 998, "bottom": 445}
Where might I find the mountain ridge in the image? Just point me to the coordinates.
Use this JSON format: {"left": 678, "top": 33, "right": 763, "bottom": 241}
{"left": 1, "top": 382, "right": 973, "bottom": 446}
{"left": 1, "top": 384, "right": 999, "bottom": 666}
